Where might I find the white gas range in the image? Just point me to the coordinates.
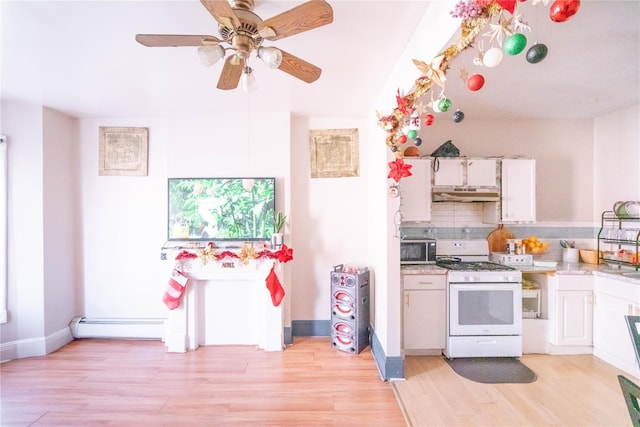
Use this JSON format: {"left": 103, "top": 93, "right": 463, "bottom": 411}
{"left": 436, "top": 240, "right": 523, "bottom": 359}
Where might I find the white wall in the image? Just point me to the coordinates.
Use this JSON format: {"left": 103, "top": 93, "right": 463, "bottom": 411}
{"left": 414, "top": 117, "right": 595, "bottom": 223}
{"left": 0, "top": 104, "right": 79, "bottom": 359}
{"left": 76, "top": 111, "right": 291, "bottom": 321}
{"left": 290, "top": 116, "right": 370, "bottom": 322}
{"left": 42, "top": 108, "right": 78, "bottom": 342}
{"left": 594, "top": 104, "right": 640, "bottom": 215}
{"left": 0, "top": 100, "right": 47, "bottom": 358}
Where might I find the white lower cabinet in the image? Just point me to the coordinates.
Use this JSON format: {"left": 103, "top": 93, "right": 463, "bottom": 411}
{"left": 536, "top": 273, "right": 593, "bottom": 353}
{"left": 554, "top": 289, "right": 593, "bottom": 346}
{"left": 402, "top": 274, "right": 446, "bottom": 354}
{"left": 593, "top": 275, "right": 640, "bottom": 378}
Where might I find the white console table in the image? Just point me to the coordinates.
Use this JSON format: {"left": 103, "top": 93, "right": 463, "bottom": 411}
{"left": 162, "top": 251, "right": 285, "bottom": 353}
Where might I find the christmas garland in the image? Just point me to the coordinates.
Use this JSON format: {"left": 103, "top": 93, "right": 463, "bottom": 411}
{"left": 378, "top": 2, "right": 502, "bottom": 170}
{"left": 379, "top": 0, "right": 580, "bottom": 182}
{"left": 175, "top": 242, "right": 294, "bottom": 266}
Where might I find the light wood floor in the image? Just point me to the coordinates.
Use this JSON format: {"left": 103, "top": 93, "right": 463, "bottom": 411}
{"left": 0, "top": 337, "right": 635, "bottom": 426}
{"left": 0, "top": 337, "right": 404, "bottom": 426}
{"left": 395, "top": 353, "right": 635, "bottom": 427}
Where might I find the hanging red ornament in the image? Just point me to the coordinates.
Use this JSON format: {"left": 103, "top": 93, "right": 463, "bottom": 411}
{"left": 549, "top": 0, "right": 580, "bottom": 22}
{"left": 466, "top": 74, "right": 485, "bottom": 91}
{"left": 423, "top": 114, "right": 434, "bottom": 126}
{"left": 398, "top": 134, "right": 408, "bottom": 144}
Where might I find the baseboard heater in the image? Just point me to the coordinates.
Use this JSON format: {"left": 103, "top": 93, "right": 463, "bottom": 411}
{"left": 70, "top": 317, "right": 165, "bottom": 340}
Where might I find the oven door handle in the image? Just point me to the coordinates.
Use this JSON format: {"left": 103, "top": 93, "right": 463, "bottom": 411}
{"left": 449, "top": 284, "right": 521, "bottom": 291}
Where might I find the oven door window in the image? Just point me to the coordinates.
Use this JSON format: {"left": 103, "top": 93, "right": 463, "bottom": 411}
{"left": 450, "top": 286, "right": 522, "bottom": 335}
{"left": 459, "top": 290, "right": 514, "bottom": 325}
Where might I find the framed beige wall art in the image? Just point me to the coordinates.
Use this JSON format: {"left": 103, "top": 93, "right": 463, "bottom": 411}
{"left": 309, "top": 128, "right": 359, "bottom": 178}
{"left": 99, "top": 127, "right": 149, "bottom": 176}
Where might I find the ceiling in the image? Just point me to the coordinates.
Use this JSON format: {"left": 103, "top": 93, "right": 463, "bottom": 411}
{"left": 1, "top": 1, "right": 638, "bottom": 121}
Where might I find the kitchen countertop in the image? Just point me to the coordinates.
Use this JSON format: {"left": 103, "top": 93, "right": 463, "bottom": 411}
{"left": 517, "top": 262, "right": 640, "bottom": 284}
{"left": 401, "top": 262, "right": 640, "bottom": 284}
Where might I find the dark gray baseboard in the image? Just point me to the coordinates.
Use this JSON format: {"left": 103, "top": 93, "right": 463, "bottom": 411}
{"left": 370, "top": 330, "right": 404, "bottom": 380}
{"left": 291, "top": 319, "right": 331, "bottom": 337}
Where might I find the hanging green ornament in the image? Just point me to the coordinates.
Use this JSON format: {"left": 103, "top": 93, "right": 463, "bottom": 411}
{"left": 407, "top": 129, "right": 418, "bottom": 139}
{"left": 438, "top": 98, "right": 452, "bottom": 112}
{"left": 504, "top": 33, "right": 527, "bottom": 55}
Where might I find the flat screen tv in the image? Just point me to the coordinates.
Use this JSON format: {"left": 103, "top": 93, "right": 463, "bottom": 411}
{"left": 168, "top": 177, "right": 276, "bottom": 241}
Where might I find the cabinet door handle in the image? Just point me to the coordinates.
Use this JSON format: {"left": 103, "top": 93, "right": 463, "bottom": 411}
{"left": 418, "top": 281, "right": 434, "bottom": 285}
{"left": 405, "top": 294, "right": 410, "bottom": 307}
{"left": 629, "top": 304, "right": 634, "bottom": 315}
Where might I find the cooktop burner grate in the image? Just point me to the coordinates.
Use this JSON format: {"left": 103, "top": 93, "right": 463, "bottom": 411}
{"left": 436, "top": 260, "right": 516, "bottom": 272}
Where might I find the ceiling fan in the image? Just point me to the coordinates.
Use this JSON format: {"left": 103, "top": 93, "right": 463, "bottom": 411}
{"left": 135, "top": 0, "right": 333, "bottom": 90}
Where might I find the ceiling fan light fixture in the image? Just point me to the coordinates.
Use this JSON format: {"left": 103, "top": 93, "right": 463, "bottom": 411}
{"left": 197, "top": 44, "right": 225, "bottom": 67}
{"left": 257, "top": 46, "right": 283, "bottom": 69}
{"left": 241, "top": 66, "right": 257, "bottom": 92}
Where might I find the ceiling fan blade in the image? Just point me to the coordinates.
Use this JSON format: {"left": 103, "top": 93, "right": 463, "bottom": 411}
{"left": 258, "top": 0, "right": 333, "bottom": 41}
{"left": 217, "top": 55, "right": 243, "bottom": 90}
{"left": 136, "top": 34, "right": 221, "bottom": 47}
{"left": 277, "top": 49, "right": 322, "bottom": 84}
{"left": 200, "top": 0, "right": 241, "bottom": 28}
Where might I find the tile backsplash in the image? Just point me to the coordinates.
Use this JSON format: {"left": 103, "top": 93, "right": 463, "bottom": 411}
{"left": 400, "top": 201, "right": 599, "bottom": 261}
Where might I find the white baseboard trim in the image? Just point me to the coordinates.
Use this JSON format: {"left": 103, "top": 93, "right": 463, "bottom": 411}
{"left": 0, "top": 326, "right": 74, "bottom": 362}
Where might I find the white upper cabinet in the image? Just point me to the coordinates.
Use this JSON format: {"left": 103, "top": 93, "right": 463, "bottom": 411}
{"left": 433, "top": 158, "right": 464, "bottom": 186}
{"left": 433, "top": 158, "right": 497, "bottom": 187}
{"left": 482, "top": 158, "right": 536, "bottom": 224}
{"left": 501, "top": 158, "right": 536, "bottom": 223}
{"left": 467, "top": 159, "right": 499, "bottom": 187}
{"left": 400, "top": 158, "right": 431, "bottom": 223}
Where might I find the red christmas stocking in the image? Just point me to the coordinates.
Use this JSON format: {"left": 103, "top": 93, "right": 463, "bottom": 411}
{"left": 265, "top": 263, "right": 285, "bottom": 307}
{"left": 162, "top": 268, "right": 189, "bottom": 310}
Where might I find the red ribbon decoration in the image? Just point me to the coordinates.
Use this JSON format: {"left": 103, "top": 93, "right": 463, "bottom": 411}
{"left": 175, "top": 250, "right": 198, "bottom": 261}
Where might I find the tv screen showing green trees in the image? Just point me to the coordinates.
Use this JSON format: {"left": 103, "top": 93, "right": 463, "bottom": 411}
{"left": 168, "top": 177, "right": 275, "bottom": 241}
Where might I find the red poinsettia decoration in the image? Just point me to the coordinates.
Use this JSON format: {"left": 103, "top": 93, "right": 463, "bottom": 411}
{"left": 388, "top": 158, "right": 413, "bottom": 183}
{"left": 276, "top": 244, "right": 294, "bottom": 263}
